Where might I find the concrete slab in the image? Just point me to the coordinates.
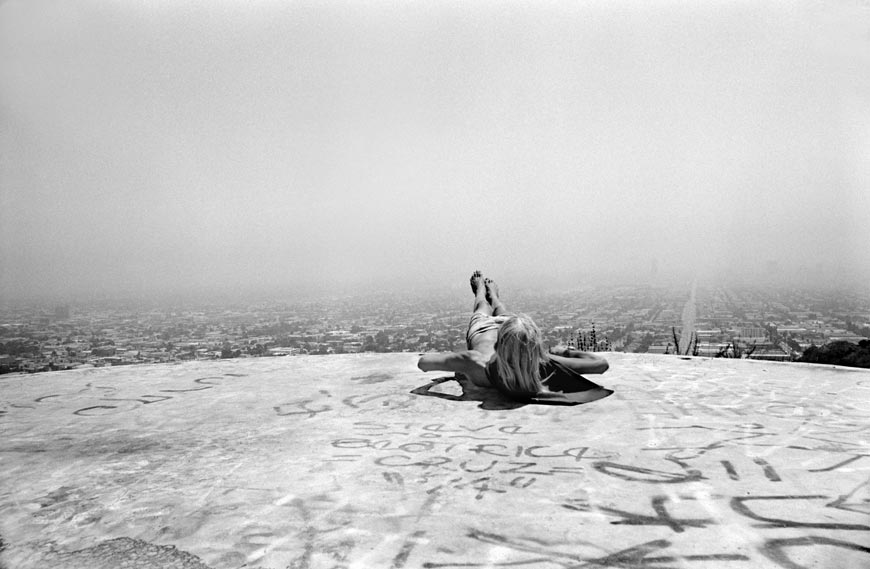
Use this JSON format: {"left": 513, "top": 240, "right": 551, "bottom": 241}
{"left": 1, "top": 353, "right": 869, "bottom": 568}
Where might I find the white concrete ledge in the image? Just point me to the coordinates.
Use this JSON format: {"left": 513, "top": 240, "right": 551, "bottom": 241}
{"left": 2, "top": 353, "right": 869, "bottom": 568}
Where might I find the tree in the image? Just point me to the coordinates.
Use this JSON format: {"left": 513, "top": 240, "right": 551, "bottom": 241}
{"left": 362, "top": 335, "right": 377, "bottom": 352}
{"left": 375, "top": 330, "right": 389, "bottom": 351}
{"left": 220, "top": 343, "right": 236, "bottom": 359}
{"left": 247, "top": 344, "right": 267, "bottom": 356}
{"left": 635, "top": 333, "right": 653, "bottom": 353}
{"left": 799, "top": 340, "right": 870, "bottom": 369}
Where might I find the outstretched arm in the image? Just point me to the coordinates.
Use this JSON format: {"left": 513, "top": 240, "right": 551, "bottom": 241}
{"left": 547, "top": 346, "right": 609, "bottom": 374}
{"left": 417, "top": 351, "right": 492, "bottom": 387}
{"left": 418, "top": 351, "right": 475, "bottom": 374}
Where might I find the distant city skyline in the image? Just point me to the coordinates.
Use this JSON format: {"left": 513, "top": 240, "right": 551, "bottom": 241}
{"left": 2, "top": 1, "right": 869, "bottom": 300}
{"left": 3, "top": 281, "right": 869, "bottom": 374}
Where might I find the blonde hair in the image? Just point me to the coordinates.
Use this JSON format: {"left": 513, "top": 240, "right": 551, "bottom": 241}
{"left": 495, "top": 314, "right": 548, "bottom": 397}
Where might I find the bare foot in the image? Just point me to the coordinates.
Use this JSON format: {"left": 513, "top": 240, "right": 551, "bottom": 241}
{"left": 484, "top": 278, "right": 500, "bottom": 304}
{"left": 470, "top": 270, "right": 484, "bottom": 295}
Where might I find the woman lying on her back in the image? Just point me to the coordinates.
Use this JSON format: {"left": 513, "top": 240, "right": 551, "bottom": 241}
{"left": 417, "top": 271, "right": 612, "bottom": 404}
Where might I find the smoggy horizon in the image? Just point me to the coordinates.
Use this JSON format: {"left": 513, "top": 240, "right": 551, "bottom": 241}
{"left": 2, "top": 268, "right": 867, "bottom": 308}
{"left": 2, "top": 1, "right": 869, "bottom": 302}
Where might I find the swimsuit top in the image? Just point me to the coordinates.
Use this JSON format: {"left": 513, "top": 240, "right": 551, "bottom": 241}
{"left": 485, "top": 356, "right": 613, "bottom": 405}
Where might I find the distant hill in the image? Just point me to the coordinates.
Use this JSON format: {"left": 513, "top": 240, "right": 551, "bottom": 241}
{"left": 799, "top": 339, "right": 870, "bottom": 369}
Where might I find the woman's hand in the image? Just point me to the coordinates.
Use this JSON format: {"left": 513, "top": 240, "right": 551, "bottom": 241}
{"left": 547, "top": 345, "right": 570, "bottom": 357}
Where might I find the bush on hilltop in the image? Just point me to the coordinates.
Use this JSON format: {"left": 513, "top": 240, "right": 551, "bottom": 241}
{"left": 798, "top": 340, "right": 870, "bottom": 369}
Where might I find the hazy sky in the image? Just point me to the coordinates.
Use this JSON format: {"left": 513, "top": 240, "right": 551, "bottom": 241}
{"left": 2, "top": 1, "right": 869, "bottom": 300}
